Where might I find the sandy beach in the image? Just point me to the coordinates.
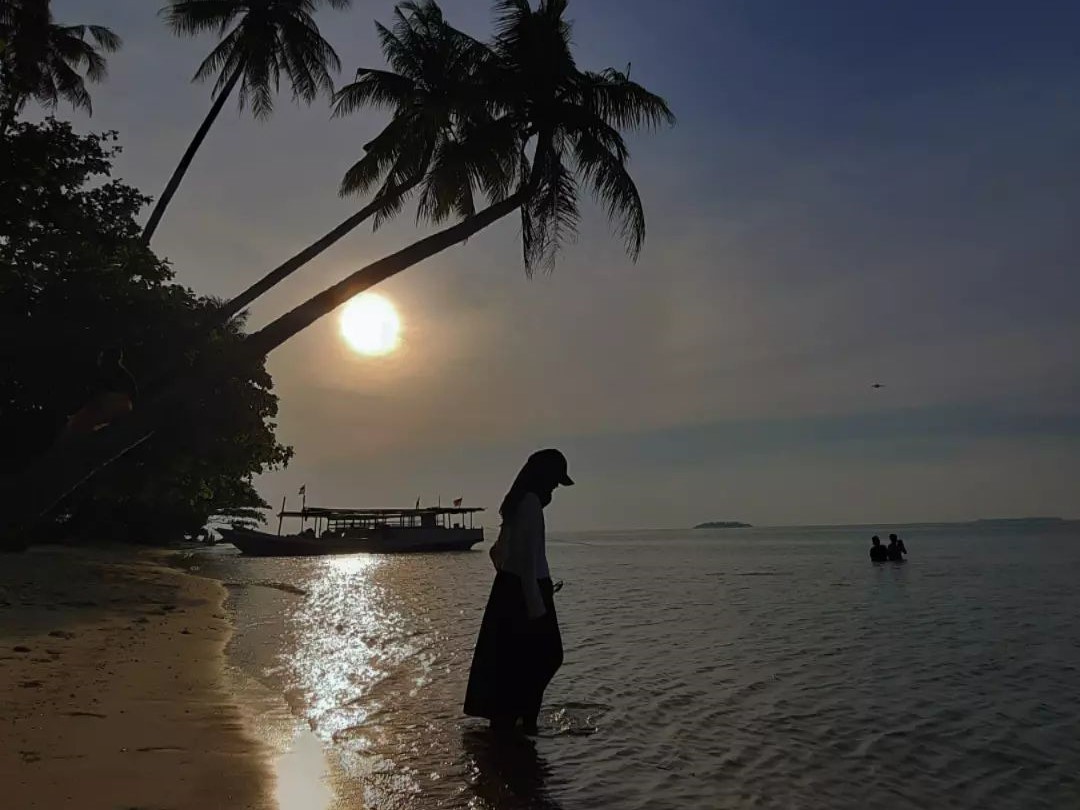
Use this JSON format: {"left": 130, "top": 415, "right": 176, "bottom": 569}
{"left": 0, "top": 545, "right": 273, "bottom": 810}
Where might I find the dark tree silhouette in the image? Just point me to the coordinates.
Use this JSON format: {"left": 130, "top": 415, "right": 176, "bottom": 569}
{"left": 0, "top": 0, "right": 120, "bottom": 135}
{"left": 0, "top": 0, "right": 673, "bottom": 543}
{"left": 141, "top": 0, "right": 351, "bottom": 244}
{"left": 219, "top": 0, "right": 506, "bottom": 320}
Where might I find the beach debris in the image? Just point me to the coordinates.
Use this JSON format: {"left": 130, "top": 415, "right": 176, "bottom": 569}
{"left": 13, "top": 645, "right": 31, "bottom": 653}
{"left": 48, "top": 629, "right": 76, "bottom": 639}
{"left": 19, "top": 680, "right": 43, "bottom": 688}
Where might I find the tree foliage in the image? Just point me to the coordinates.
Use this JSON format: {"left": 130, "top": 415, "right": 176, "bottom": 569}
{"left": 0, "top": 0, "right": 120, "bottom": 132}
{"left": 0, "top": 119, "right": 292, "bottom": 542}
{"left": 331, "top": 0, "right": 675, "bottom": 274}
{"left": 164, "top": 0, "right": 351, "bottom": 118}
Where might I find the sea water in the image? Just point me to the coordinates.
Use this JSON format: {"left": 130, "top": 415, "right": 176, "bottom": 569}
{"left": 194, "top": 522, "right": 1080, "bottom": 809}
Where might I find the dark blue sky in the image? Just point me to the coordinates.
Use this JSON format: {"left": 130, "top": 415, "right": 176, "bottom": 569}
{"left": 52, "top": 0, "right": 1080, "bottom": 527}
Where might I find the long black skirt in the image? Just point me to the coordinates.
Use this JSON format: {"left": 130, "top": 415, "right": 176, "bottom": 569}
{"left": 464, "top": 572, "right": 563, "bottom": 723}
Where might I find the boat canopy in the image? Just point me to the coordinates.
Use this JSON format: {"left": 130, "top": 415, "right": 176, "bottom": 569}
{"left": 279, "top": 506, "right": 484, "bottom": 520}
{"left": 279, "top": 505, "right": 484, "bottom": 533}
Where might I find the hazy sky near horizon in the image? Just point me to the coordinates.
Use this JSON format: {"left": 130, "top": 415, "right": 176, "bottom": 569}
{"left": 50, "top": 0, "right": 1080, "bottom": 529}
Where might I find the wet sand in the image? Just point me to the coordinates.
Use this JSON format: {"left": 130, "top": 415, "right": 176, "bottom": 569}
{"left": 0, "top": 545, "right": 273, "bottom": 810}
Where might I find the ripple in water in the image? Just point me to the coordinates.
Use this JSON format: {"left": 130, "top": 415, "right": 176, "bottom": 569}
{"left": 203, "top": 523, "right": 1080, "bottom": 809}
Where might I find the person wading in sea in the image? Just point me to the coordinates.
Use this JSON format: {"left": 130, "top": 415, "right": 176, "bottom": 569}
{"left": 464, "top": 449, "right": 573, "bottom": 734}
{"left": 869, "top": 535, "right": 889, "bottom": 562}
{"left": 887, "top": 533, "right": 908, "bottom": 561}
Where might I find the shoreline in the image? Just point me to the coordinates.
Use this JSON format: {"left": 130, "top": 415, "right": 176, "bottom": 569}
{"left": 0, "top": 545, "right": 274, "bottom": 810}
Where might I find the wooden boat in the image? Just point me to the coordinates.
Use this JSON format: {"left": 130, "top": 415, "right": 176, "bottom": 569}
{"left": 221, "top": 505, "right": 484, "bottom": 557}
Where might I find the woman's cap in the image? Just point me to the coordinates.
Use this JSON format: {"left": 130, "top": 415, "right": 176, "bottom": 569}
{"left": 532, "top": 448, "right": 574, "bottom": 486}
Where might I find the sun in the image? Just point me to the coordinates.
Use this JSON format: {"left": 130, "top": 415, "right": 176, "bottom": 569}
{"left": 340, "top": 293, "right": 401, "bottom": 356}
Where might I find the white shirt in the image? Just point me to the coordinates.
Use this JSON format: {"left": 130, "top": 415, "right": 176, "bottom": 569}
{"left": 489, "top": 492, "right": 549, "bottom": 618}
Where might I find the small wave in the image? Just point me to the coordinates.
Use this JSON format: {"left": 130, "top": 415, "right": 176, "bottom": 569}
{"left": 735, "top": 571, "right": 791, "bottom": 577}
{"left": 539, "top": 701, "right": 611, "bottom": 737}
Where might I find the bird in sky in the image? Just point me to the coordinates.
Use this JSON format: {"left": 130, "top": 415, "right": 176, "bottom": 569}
{"left": 872, "top": 383, "right": 885, "bottom": 389}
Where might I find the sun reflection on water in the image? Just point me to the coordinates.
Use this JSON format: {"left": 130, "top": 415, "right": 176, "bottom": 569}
{"left": 278, "top": 554, "right": 441, "bottom": 803}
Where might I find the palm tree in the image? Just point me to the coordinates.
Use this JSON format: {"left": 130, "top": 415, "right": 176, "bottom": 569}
{"left": 242, "top": 0, "right": 674, "bottom": 353}
{"left": 219, "top": 0, "right": 511, "bottom": 320}
{"left": 140, "top": 0, "right": 351, "bottom": 245}
{"left": 0, "top": 0, "right": 121, "bottom": 136}
{"left": 0, "top": 0, "right": 673, "bottom": 542}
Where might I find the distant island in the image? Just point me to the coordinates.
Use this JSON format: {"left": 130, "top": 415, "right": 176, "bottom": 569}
{"left": 967, "top": 517, "right": 1066, "bottom": 527}
{"left": 694, "top": 521, "right": 752, "bottom": 529}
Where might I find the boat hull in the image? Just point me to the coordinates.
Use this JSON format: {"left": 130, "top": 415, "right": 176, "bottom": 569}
{"left": 220, "top": 527, "right": 483, "bottom": 557}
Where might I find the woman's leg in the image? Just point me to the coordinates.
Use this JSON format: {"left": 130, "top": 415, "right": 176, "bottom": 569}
{"left": 465, "top": 573, "right": 530, "bottom": 723}
{"left": 521, "top": 581, "right": 564, "bottom": 733}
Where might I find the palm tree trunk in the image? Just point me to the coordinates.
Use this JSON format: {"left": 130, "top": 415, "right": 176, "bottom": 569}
{"left": 219, "top": 178, "right": 421, "bottom": 321}
{"left": 246, "top": 187, "right": 529, "bottom": 354}
{"left": 0, "top": 188, "right": 530, "bottom": 544}
{"left": 140, "top": 63, "right": 245, "bottom": 245}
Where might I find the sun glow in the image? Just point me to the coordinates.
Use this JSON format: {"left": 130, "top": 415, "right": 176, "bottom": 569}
{"left": 340, "top": 293, "right": 401, "bottom": 356}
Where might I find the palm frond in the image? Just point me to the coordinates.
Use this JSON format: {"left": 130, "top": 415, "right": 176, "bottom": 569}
{"left": 2, "top": 1, "right": 122, "bottom": 119}
{"left": 280, "top": 14, "right": 339, "bottom": 101}
{"left": 492, "top": 0, "right": 532, "bottom": 46}
{"left": 522, "top": 147, "right": 579, "bottom": 273}
{"left": 453, "top": 113, "right": 524, "bottom": 202}
{"left": 50, "top": 27, "right": 109, "bottom": 82}
{"left": 192, "top": 23, "right": 243, "bottom": 86}
{"left": 45, "top": 52, "right": 92, "bottom": 113}
{"left": 86, "top": 25, "right": 122, "bottom": 52}
{"left": 331, "top": 68, "right": 415, "bottom": 116}
{"left": 163, "top": 0, "right": 242, "bottom": 37}
{"left": 238, "top": 42, "right": 279, "bottom": 118}
{"left": 374, "top": 19, "right": 420, "bottom": 79}
{"left": 578, "top": 69, "right": 675, "bottom": 130}
{"left": 417, "top": 136, "right": 479, "bottom": 225}
{"left": 338, "top": 115, "right": 419, "bottom": 196}
{"left": 172, "top": 0, "right": 346, "bottom": 111}
{"left": 370, "top": 141, "right": 433, "bottom": 228}
{"left": 553, "top": 101, "right": 628, "bottom": 161}
{"left": 572, "top": 128, "right": 645, "bottom": 260}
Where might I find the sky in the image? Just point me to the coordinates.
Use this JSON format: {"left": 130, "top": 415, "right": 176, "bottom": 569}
{"left": 48, "top": 0, "right": 1080, "bottom": 529}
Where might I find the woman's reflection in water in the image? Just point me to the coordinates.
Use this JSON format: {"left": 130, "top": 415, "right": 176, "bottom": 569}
{"left": 462, "top": 730, "right": 562, "bottom": 809}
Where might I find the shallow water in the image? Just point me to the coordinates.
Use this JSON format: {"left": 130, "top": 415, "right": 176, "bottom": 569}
{"left": 194, "top": 522, "right": 1080, "bottom": 809}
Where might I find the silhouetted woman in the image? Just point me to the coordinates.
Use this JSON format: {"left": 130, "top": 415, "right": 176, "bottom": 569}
{"left": 464, "top": 449, "right": 574, "bottom": 734}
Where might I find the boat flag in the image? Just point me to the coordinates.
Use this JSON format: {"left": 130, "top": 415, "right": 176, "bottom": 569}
{"left": 298, "top": 484, "right": 306, "bottom": 496}
{"left": 415, "top": 496, "right": 421, "bottom": 510}
{"left": 453, "top": 497, "right": 463, "bottom": 507}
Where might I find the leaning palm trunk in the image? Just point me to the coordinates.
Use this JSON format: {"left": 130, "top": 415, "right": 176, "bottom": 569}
{"left": 218, "top": 176, "right": 422, "bottom": 321}
{"left": 0, "top": 185, "right": 531, "bottom": 545}
{"left": 140, "top": 63, "right": 244, "bottom": 245}
{"left": 246, "top": 185, "right": 528, "bottom": 353}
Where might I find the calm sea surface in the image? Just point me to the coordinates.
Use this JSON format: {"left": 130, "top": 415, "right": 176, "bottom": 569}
{"left": 192, "top": 523, "right": 1080, "bottom": 809}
